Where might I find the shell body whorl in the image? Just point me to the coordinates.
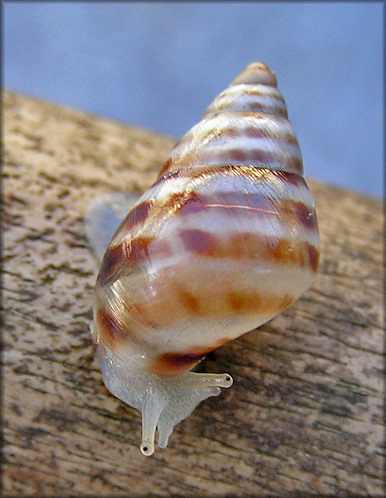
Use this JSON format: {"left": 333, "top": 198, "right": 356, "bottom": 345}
{"left": 93, "top": 62, "right": 319, "bottom": 379}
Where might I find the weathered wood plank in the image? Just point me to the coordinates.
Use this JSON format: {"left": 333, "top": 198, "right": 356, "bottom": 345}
{"left": 2, "top": 90, "right": 383, "bottom": 496}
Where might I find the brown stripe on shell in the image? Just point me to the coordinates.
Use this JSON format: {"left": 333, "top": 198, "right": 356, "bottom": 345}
{"left": 148, "top": 338, "right": 231, "bottom": 377}
{"left": 155, "top": 169, "right": 314, "bottom": 223}
{"left": 154, "top": 164, "right": 304, "bottom": 189}
{"left": 246, "top": 101, "right": 285, "bottom": 116}
{"left": 173, "top": 190, "right": 278, "bottom": 218}
{"left": 98, "top": 236, "right": 172, "bottom": 285}
{"left": 168, "top": 118, "right": 300, "bottom": 154}
{"left": 243, "top": 126, "right": 298, "bottom": 145}
{"left": 211, "top": 148, "right": 303, "bottom": 174}
{"left": 159, "top": 114, "right": 302, "bottom": 176}
{"left": 204, "top": 101, "right": 287, "bottom": 118}
{"left": 281, "top": 199, "right": 317, "bottom": 231}
{"left": 210, "top": 87, "right": 285, "bottom": 102}
{"left": 166, "top": 190, "right": 201, "bottom": 212}
{"left": 97, "top": 243, "right": 127, "bottom": 285}
{"left": 177, "top": 286, "right": 201, "bottom": 314}
{"left": 173, "top": 112, "right": 298, "bottom": 144}
{"left": 96, "top": 307, "right": 127, "bottom": 352}
{"left": 216, "top": 87, "right": 286, "bottom": 101}
{"left": 157, "top": 157, "right": 175, "bottom": 178}
{"left": 178, "top": 228, "right": 319, "bottom": 272}
{"left": 265, "top": 237, "right": 319, "bottom": 273}
{"left": 108, "top": 200, "right": 154, "bottom": 248}
{"left": 120, "top": 201, "right": 153, "bottom": 232}
{"left": 163, "top": 144, "right": 302, "bottom": 175}
{"left": 274, "top": 169, "right": 304, "bottom": 188}
{"left": 179, "top": 229, "right": 219, "bottom": 256}
{"left": 307, "top": 244, "right": 320, "bottom": 273}
{"left": 182, "top": 122, "right": 297, "bottom": 143}
{"left": 132, "top": 284, "right": 298, "bottom": 330}
{"left": 204, "top": 90, "right": 288, "bottom": 118}
{"left": 226, "top": 291, "right": 294, "bottom": 314}
{"left": 150, "top": 351, "right": 205, "bottom": 377}
{"left": 173, "top": 189, "right": 317, "bottom": 236}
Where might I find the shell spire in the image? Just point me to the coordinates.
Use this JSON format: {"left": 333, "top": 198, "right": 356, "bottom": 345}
{"left": 230, "top": 62, "right": 278, "bottom": 87}
{"left": 158, "top": 62, "right": 300, "bottom": 179}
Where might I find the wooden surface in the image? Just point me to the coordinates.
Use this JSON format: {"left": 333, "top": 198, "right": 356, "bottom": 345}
{"left": 2, "top": 90, "right": 384, "bottom": 496}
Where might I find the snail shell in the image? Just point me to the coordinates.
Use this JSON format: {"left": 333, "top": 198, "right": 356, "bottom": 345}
{"left": 85, "top": 62, "right": 319, "bottom": 456}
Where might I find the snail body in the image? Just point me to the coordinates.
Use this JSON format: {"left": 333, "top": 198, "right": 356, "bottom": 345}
{"left": 85, "top": 63, "right": 319, "bottom": 456}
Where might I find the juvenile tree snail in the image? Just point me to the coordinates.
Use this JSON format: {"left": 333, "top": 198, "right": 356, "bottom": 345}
{"left": 85, "top": 62, "right": 319, "bottom": 456}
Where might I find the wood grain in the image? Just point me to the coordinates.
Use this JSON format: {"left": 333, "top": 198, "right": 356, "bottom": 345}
{"left": 2, "top": 90, "right": 384, "bottom": 496}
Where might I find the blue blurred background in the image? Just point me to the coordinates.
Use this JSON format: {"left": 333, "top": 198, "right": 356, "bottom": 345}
{"left": 4, "top": 2, "right": 384, "bottom": 198}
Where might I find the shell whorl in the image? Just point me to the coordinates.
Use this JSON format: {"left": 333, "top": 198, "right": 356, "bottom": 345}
{"left": 93, "top": 62, "right": 319, "bottom": 378}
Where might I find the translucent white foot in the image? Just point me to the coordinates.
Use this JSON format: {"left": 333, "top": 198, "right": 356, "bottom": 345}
{"left": 99, "top": 347, "right": 233, "bottom": 456}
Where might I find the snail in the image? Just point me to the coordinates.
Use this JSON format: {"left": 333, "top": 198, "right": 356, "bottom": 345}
{"left": 85, "top": 62, "right": 319, "bottom": 456}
